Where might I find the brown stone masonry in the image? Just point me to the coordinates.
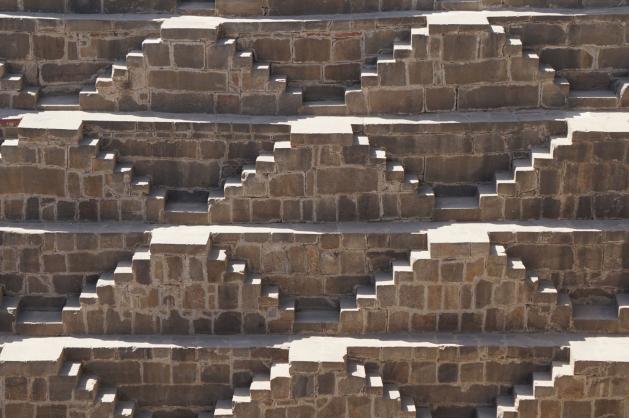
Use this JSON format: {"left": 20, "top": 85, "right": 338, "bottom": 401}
{"left": 1, "top": 224, "right": 626, "bottom": 336}
{"left": 0, "top": 15, "right": 161, "bottom": 109}
{"left": 2, "top": 115, "right": 626, "bottom": 223}
{"left": 7, "top": 336, "right": 626, "bottom": 418}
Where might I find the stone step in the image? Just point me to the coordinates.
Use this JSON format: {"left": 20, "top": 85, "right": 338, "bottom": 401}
{"left": 114, "top": 162, "right": 134, "bottom": 180}
{"left": 366, "top": 370, "right": 384, "bottom": 396}
{"left": 224, "top": 260, "right": 247, "bottom": 282}
{"left": 434, "top": 195, "right": 480, "bottom": 222}
{"left": 0, "top": 61, "right": 5, "bottom": 78}
{"left": 233, "top": 50, "right": 253, "bottom": 68}
{"left": 361, "top": 65, "right": 378, "bottom": 86}
{"left": 513, "top": 384, "right": 534, "bottom": 408}
{"left": 374, "top": 271, "right": 395, "bottom": 289}
{"left": 495, "top": 394, "right": 516, "bottom": 417}
{"left": 438, "top": 0, "right": 482, "bottom": 10}
{"left": 572, "top": 302, "right": 619, "bottom": 330}
{"left": 223, "top": 177, "right": 244, "bottom": 197}
{"left": 416, "top": 407, "right": 433, "bottom": 418}
{"left": 506, "top": 258, "right": 526, "bottom": 280}
{"left": 7, "top": 85, "right": 39, "bottom": 109}
{"left": 16, "top": 307, "right": 64, "bottom": 336}
{"left": 534, "top": 280, "right": 558, "bottom": 304}
{"left": 232, "top": 386, "right": 251, "bottom": 404}
{"left": 113, "top": 260, "right": 133, "bottom": 283}
{"left": 249, "top": 372, "right": 271, "bottom": 400}
{"left": 551, "top": 361, "right": 573, "bottom": 380}
{"left": 255, "top": 152, "right": 275, "bottom": 173}
{"left": 79, "top": 137, "right": 102, "bottom": 153}
{"left": 383, "top": 383, "right": 401, "bottom": 401}
{"left": 386, "top": 161, "right": 405, "bottom": 182}
{"left": 94, "top": 151, "right": 118, "bottom": 172}
{"left": 75, "top": 373, "right": 100, "bottom": 401}
{"left": 371, "top": 148, "right": 387, "bottom": 163}
{"left": 96, "top": 273, "right": 115, "bottom": 304}
{"left": 260, "top": 285, "right": 279, "bottom": 308}
{"left": 164, "top": 190, "right": 210, "bottom": 224}
{"left": 177, "top": 0, "right": 216, "bottom": 15}
{"left": 213, "top": 399, "right": 233, "bottom": 417}
{"left": 393, "top": 41, "right": 412, "bottom": 59}
{"left": 568, "top": 89, "right": 618, "bottom": 109}
{"left": 79, "top": 279, "right": 99, "bottom": 305}
{"left": 0, "top": 73, "right": 23, "bottom": 90}
{"left": 355, "top": 285, "right": 377, "bottom": 308}
{"left": 301, "top": 98, "right": 347, "bottom": 116}
{"left": 114, "top": 400, "right": 136, "bottom": 417}
{"left": 532, "top": 371, "right": 554, "bottom": 397}
{"left": 347, "top": 361, "right": 366, "bottom": 379}
{"left": 95, "top": 385, "right": 118, "bottom": 415}
{"left": 37, "top": 95, "right": 80, "bottom": 111}
{"left": 612, "top": 77, "right": 629, "bottom": 106}
{"left": 59, "top": 361, "right": 82, "bottom": 379}
{"left": 131, "top": 176, "right": 152, "bottom": 194}
{"left": 111, "top": 62, "right": 129, "bottom": 81}
{"left": 504, "top": 36, "right": 523, "bottom": 56}
{"left": 294, "top": 308, "right": 339, "bottom": 324}
{"left": 400, "top": 396, "right": 416, "bottom": 417}
{"left": 62, "top": 295, "right": 81, "bottom": 317}
{"left": 475, "top": 406, "right": 496, "bottom": 418}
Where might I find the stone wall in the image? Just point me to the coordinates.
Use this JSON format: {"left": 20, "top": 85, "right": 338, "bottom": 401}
{"left": 0, "top": 15, "right": 161, "bottom": 94}
{"left": 0, "top": 0, "right": 177, "bottom": 13}
{"left": 492, "top": 229, "right": 629, "bottom": 301}
{"left": 1, "top": 119, "right": 627, "bottom": 223}
{"left": 495, "top": 14, "right": 629, "bottom": 89}
{"left": 1, "top": 227, "right": 626, "bottom": 335}
{"left": 0, "top": 344, "right": 288, "bottom": 418}
{"left": 0, "top": 228, "right": 147, "bottom": 297}
{"left": 360, "top": 120, "right": 566, "bottom": 185}
{"left": 87, "top": 120, "right": 290, "bottom": 190}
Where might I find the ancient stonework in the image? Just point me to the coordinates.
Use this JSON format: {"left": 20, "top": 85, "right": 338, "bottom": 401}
{"left": 0, "top": 1, "right": 628, "bottom": 418}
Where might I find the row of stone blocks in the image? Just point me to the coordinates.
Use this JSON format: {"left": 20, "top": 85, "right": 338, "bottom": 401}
{"left": 1, "top": 225, "right": 627, "bottom": 336}
{"left": 77, "top": 19, "right": 591, "bottom": 115}
{"left": 0, "top": 0, "right": 626, "bottom": 15}
{"left": 1, "top": 338, "right": 626, "bottom": 418}
{"left": 5, "top": 11, "right": 629, "bottom": 110}
{"left": 1, "top": 116, "right": 626, "bottom": 223}
{"left": 5, "top": 12, "right": 629, "bottom": 113}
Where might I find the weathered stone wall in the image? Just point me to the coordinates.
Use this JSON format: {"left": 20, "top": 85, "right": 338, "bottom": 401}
{"left": 218, "top": 0, "right": 629, "bottom": 16}
{"left": 221, "top": 16, "right": 421, "bottom": 92}
{"left": 1, "top": 228, "right": 626, "bottom": 335}
{"left": 0, "top": 15, "right": 161, "bottom": 94}
{"left": 0, "top": 344, "right": 288, "bottom": 418}
{"left": 1, "top": 0, "right": 628, "bottom": 14}
{"left": 87, "top": 120, "right": 290, "bottom": 190}
{"left": 0, "top": 0, "right": 177, "bottom": 13}
{"left": 1, "top": 120, "right": 627, "bottom": 222}
{"left": 0, "top": 229, "right": 147, "bottom": 296}
{"left": 360, "top": 120, "right": 566, "bottom": 185}
{"left": 491, "top": 230, "right": 629, "bottom": 301}
{"left": 495, "top": 14, "right": 629, "bottom": 89}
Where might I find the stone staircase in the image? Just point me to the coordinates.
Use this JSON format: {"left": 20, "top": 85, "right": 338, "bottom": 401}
{"left": 74, "top": 14, "right": 579, "bottom": 116}
{"left": 0, "top": 61, "right": 39, "bottom": 110}
{"left": 55, "top": 360, "right": 150, "bottom": 418}
{"left": 79, "top": 23, "right": 299, "bottom": 114}
{"left": 150, "top": 134, "right": 433, "bottom": 224}
{"left": 510, "top": 248, "right": 629, "bottom": 333}
{"left": 567, "top": 76, "right": 629, "bottom": 109}
{"left": 433, "top": 134, "right": 572, "bottom": 221}
{"left": 475, "top": 358, "right": 589, "bottom": 418}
